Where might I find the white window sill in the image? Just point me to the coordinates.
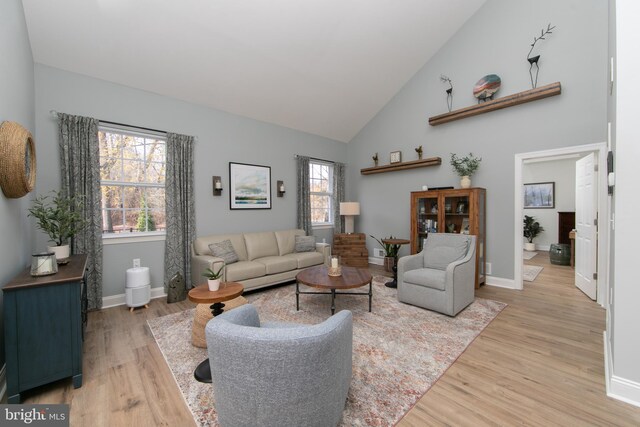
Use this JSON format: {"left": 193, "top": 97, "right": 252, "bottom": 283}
{"left": 103, "top": 232, "right": 166, "bottom": 245}
{"left": 312, "top": 224, "right": 334, "bottom": 230}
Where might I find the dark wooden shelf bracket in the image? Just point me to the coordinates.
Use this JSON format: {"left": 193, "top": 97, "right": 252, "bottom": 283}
{"left": 428, "top": 82, "right": 561, "bottom": 126}
{"left": 361, "top": 157, "right": 441, "bottom": 175}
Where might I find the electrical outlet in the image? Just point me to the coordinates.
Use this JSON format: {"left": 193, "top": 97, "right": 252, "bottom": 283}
{"left": 133, "top": 258, "right": 141, "bottom": 268}
{"left": 374, "top": 248, "right": 385, "bottom": 258}
{"left": 485, "top": 262, "right": 492, "bottom": 275}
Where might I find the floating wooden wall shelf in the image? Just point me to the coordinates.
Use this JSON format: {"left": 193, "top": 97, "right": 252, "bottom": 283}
{"left": 360, "top": 157, "right": 441, "bottom": 175}
{"left": 428, "top": 82, "right": 561, "bottom": 126}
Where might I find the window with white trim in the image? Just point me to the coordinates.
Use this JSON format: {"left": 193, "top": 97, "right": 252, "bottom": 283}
{"left": 310, "top": 161, "right": 333, "bottom": 226}
{"left": 98, "top": 125, "right": 166, "bottom": 236}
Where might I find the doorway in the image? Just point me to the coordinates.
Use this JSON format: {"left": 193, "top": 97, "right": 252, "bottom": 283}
{"left": 514, "top": 143, "right": 609, "bottom": 307}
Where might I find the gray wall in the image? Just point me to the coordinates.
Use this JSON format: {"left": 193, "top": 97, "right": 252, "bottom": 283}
{"left": 522, "top": 157, "right": 578, "bottom": 249}
{"left": 346, "top": 0, "right": 608, "bottom": 280}
{"left": 0, "top": 0, "right": 35, "bottom": 366}
{"left": 34, "top": 65, "right": 347, "bottom": 297}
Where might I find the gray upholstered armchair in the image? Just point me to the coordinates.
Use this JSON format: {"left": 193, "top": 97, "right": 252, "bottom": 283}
{"left": 205, "top": 304, "right": 353, "bottom": 427}
{"left": 397, "top": 233, "right": 476, "bottom": 316}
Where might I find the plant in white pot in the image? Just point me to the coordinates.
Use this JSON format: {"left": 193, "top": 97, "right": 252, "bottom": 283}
{"left": 202, "top": 265, "right": 225, "bottom": 291}
{"left": 28, "top": 191, "right": 86, "bottom": 261}
{"left": 523, "top": 215, "right": 544, "bottom": 251}
{"left": 450, "top": 152, "right": 482, "bottom": 188}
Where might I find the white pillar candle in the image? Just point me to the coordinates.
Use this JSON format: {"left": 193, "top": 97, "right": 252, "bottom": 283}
{"left": 331, "top": 258, "right": 338, "bottom": 268}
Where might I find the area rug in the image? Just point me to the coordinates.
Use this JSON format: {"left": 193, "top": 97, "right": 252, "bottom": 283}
{"left": 523, "top": 250, "right": 538, "bottom": 260}
{"left": 523, "top": 265, "right": 544, "bottom": 282}
{"left": 148, "top": 276, "right": 505, "bottom": 426}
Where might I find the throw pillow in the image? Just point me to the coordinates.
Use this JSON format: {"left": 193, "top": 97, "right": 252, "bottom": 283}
{"left": 294, "top": 235, "right": 316, "bottom": 253}
{"left": 209, "top": 240, "right": 239, "bottom": 264}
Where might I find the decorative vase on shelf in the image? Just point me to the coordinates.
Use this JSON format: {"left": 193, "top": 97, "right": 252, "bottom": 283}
{"left": 208, "top": 279, "right": 221, "bottom": 292}
{"left": 460, "top": 176, "right": 471, "bottom": 189}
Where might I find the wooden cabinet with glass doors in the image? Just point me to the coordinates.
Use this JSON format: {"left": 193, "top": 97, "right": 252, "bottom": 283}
{"left": 410, "top": 188, "right": 486, "bottom": 288}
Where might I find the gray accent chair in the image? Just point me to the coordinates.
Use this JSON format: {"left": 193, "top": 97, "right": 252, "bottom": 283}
{"left": 397, "top": 234, "right": 476, "bottom": 316}
{"left": 205, "top": 304, "right": 353, "bottom": 427}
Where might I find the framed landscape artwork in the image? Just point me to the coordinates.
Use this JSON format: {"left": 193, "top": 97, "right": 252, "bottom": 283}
{"left": 524, "top": 182, "right": 555, "bottom": 208}
{"left": 229, "top": 162, "right": 272, "bottom": 209}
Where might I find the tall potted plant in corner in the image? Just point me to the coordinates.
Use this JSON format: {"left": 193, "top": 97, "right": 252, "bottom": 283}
{"left": 370, "top": 235, "right": 400, "bottom": 272}
{"left": 450, "top": 152, "right": 482, "bottom": 188}
{"left": 28, "top": 191, "right": 86, "bottom": 260}
{"left": 523, "top": 215, "right": 544, "bottom": 251}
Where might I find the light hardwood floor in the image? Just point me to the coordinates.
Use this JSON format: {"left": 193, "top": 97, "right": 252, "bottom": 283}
{"left": 18, "top": 254, "right": 640, "bottom": 426}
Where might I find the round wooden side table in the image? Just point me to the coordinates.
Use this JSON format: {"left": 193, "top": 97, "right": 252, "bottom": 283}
{"left": 381, "top": 238, "right": 410, "bottom": 288}
{"left": 188, "top": 282, "right": 244, "bottom": 383}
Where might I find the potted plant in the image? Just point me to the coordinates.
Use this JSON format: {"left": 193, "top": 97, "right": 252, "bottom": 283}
{"left": 28, "top": 191, "right": 86, "bottom": 260}
{"left": 450, "top": 152, "right": 482, "bottom": 188}
{"left": 202, "top": 264, "right": 225, "bottom": 291}
{"left": 370, "top": 235, "right": 400, "bottom": 272}
{"left": 523, "top": 215, "right": 544, "bottom": 251}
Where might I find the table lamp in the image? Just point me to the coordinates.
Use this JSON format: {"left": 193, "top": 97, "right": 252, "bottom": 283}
{"left": 340, "top": 202, "right": 360, "bottom": 234}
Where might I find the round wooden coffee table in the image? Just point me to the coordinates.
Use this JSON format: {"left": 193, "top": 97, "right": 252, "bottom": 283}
{"left": 188, "top": 282, "right": 244, "bottom": 383}
{"left": 295, "top": 265, "right": 373, "bottom": 315}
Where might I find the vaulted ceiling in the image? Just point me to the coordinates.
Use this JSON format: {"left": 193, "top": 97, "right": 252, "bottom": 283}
{"left": 21, "top": 0, "right": 486, "bottom": 142}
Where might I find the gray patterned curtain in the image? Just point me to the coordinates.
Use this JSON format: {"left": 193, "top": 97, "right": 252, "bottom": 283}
{"left": 333, "top": 161, "right": 346, "bottom": 234}
{"left": 58, "top": 113, "right": 103, "bottom": 310}
{"left": 164, "top": 132, "right": 196, "bottom": 290}
{"left": 296, "top": 156, "right": 312, "bottom": 235}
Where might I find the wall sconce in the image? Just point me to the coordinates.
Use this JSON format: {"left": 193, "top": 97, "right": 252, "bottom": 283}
{"left": 277, "top": 180, "right": 285, "bottom": 197}
{"left": 213, "top": 176, "right": 223, "bottom": 196}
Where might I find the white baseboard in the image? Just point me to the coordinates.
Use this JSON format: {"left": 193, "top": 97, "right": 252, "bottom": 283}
{"left": 604, "top": 331, "right": 640, "bottom": 408}
{"left": 0, "top": 363, "right": 6, "bottom": 403}
{"left": 368, "top": 257, "right": 384, "bottom": 266}
{"left": 102, "top": 287, "right": 167, "bottom": 309}
{"left": 485, "top": 275, "right": 517, "bottom": 289}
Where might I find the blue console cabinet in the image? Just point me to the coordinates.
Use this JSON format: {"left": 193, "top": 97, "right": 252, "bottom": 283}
{"left": 3, "top": 254, "right": 87, "bottom": 403}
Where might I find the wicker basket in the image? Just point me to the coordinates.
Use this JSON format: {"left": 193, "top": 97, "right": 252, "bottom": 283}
{"left": 0, "top": 121, "right": 36, "bottom": 198}
{"left": 191, "top": 296, "right": 248, "bottom": 348}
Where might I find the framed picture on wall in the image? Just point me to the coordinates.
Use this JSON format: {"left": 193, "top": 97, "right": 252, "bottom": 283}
{"left": 229, "top": 162, "right": 272, "bottom": 209}
{"left": 524, "top": 182, "right": 555, "bottom": 208}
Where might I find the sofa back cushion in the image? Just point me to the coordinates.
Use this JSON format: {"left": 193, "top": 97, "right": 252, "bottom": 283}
{"left": 423, "top": 234, "right": 470, "bottom": 270}
{"left": 244, "top": 231, "right": 279, "bottom": 260}
{"left": 193, "top": 234, "right": 248, "bottom": 261}
{"left": 274, "top": 229, "right": 306, "bottom": 256}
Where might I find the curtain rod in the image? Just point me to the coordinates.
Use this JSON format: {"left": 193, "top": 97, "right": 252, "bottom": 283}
{"left": 294, "top": 154, "right": 335, "bottom": 164}
{"left": 50, "top": 110, "right": 167, "bottom": 134}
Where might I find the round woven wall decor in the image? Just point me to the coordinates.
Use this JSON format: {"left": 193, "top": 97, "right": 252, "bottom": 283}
{"left": 0, "top": 121, "right": 36, "bottom": 198}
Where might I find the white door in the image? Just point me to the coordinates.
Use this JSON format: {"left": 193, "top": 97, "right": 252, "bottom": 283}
{"left": 575, "top": 153, "right": 597, "bottom": 299}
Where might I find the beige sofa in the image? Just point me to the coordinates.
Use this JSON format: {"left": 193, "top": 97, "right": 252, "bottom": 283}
{"left": 191, "top": 229, "right": 330, "bottom": 291}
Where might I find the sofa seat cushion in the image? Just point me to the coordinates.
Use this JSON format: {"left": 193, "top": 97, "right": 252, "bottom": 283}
{"left": 244, "top": 231, "right": 279, "bottom": 261}
{"left": 403, "top": 268, "right": 446, "bottom": 291}
{"left": 282, "top": 252, "right": 324, "bottom": 269}
{"left": 254, "top": 256, "right": 298, "bottom": 275}
{"left": 225, "top": 261, "right": 267, "bottom": 282}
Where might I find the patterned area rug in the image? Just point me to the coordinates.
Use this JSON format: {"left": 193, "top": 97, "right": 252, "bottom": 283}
{"left": 523, "top": 265, "right": 544, "bottom": 282}
{"left": 148, "top": 276, "right": 505, "bottom": 426}
{"left": 523, "top": 250, "right": 538, "bottom": 260}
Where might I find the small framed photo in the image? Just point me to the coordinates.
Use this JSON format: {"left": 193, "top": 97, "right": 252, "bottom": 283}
{"left": 390, "top": 151, "right": 402, "bottom": 164}
{"left": 456, "top": 201, "right": 468, "bottom": 214}
{"left": 524, "top": 182, "right": 555, "bottom": 209}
